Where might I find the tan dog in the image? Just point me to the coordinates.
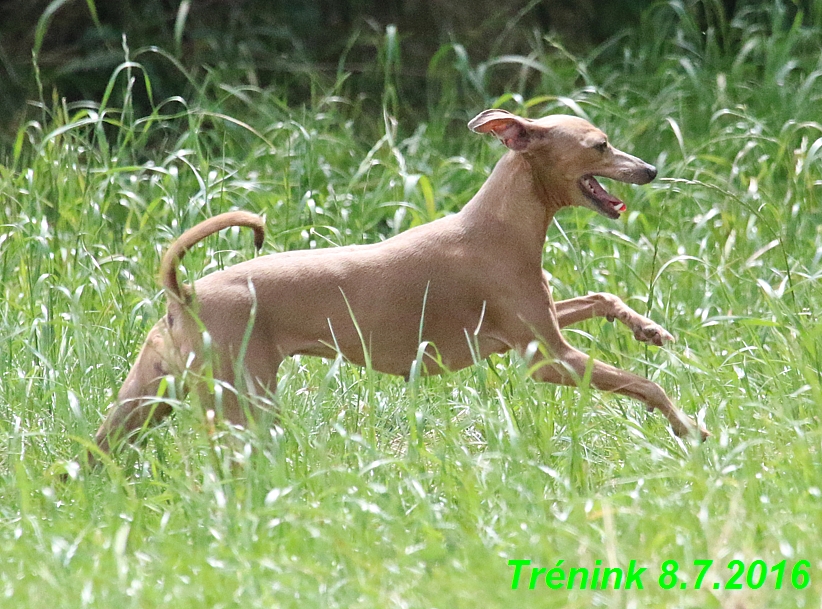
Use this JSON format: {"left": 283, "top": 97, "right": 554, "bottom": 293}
{"left": 94, "top": 109, "right": 708, "bottom": 457}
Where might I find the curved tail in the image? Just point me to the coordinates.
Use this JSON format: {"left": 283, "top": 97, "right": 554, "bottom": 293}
{"left": 160, "top": 211, "right": 265, "bottom": 302}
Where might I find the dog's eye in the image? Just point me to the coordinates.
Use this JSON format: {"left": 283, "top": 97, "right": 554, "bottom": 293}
{"left": 594, "top": 141, "right": 609, "bottom": 153}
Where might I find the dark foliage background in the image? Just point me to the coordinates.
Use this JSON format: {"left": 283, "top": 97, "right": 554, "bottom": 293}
{"left": 1, "top": 0, "right": 787, "bottom": 142}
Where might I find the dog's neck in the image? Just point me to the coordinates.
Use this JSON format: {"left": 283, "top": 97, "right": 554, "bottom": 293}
{"left": 459, "top": 151, "right": 565, "bottom": 255}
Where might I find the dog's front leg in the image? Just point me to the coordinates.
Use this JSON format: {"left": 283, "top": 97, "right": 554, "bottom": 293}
{"left": 528, "top": 343, "right": 707, "bottom": 440}
{"left": 553, "top": 290, "right": 674, "bottom": 346}
{"left": 508, "top": 284, "right": 707, "bottom": 440}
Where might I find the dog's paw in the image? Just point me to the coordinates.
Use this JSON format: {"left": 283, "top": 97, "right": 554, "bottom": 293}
{"left": 631, "top": 320, "right": 674, "bottom": 346}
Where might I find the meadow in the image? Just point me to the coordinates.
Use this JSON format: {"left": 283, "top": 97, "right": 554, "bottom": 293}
{"left": 1, "top": 2, "right": 822, "bottom": 607}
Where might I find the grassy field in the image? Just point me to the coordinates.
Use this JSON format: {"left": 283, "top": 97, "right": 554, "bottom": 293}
{"left": 2, "top": 3, "right": 822, "bottom": 607}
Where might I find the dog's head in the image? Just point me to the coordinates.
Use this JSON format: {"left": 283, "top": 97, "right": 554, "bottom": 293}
{"left": 468, "top": 109, "right": 657, "bottom": 219}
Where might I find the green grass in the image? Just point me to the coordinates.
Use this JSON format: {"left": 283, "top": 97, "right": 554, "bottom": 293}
{"left": 2, "top": 3, "right": 822, "bottom": 607}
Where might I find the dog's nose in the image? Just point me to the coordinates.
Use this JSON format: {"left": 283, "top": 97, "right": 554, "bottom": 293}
{"left": 646, "top": 165, "right": 658, "bottom": 181}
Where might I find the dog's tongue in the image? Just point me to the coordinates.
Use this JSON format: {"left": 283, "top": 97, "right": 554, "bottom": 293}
{"left": 585, "top": 176, "right": 627, "bottom": 213}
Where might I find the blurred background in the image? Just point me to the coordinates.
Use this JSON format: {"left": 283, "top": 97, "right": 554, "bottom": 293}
{"left": 0, "top": 0, "right": 791, "bottom": 143}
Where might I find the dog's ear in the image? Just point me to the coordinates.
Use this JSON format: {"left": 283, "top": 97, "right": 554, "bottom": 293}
{"left": 468, "top": 109, "right": 533, "bottom": 151}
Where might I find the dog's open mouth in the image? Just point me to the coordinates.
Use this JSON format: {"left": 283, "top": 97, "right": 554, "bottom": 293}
{"left": 579, "top": 175, "right": 627, "bottom": 219}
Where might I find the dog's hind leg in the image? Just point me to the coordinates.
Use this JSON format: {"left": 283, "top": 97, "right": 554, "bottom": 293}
{"left": 196, "top": 337, "right": 283, "bottom": 432}
{"left": 93, "top": 318, "right": 184, "bottom": 456}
